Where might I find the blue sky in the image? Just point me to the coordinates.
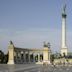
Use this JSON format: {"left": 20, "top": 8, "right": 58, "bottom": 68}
{"left": 0, "top": 0, "right": 72, "bottom": 53}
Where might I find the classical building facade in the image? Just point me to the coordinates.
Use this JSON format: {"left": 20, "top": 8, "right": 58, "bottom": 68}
{"left": 7, "top": 41, "right": 51, "bottom": 64}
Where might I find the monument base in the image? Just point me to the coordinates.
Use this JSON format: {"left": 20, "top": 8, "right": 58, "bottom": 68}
{"left": 43, "top": 60, "right": 51, "bottom": 65}
{"left": 7, "top": 60, "right": 14, "bottom": 64}
{"left": 61, "top": 47, "right": 68, "bottom": 56}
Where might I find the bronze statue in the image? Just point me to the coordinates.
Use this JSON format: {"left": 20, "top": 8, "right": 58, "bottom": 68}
{"left": 43, "top": 41, "right": 50, "bottom": 48}
{"left": 10, "top": 40, "right": 13, "bottom": 45}
{"left": 63, "top": 4, "right": 66, "bottom": 13}
{"left": 43, "top": 41, "right": 48, "bottom": 47}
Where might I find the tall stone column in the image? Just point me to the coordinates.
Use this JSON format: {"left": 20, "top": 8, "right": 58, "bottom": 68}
{"left": 7, "top": 41, "right": 14, "bottom": 64}
{"left": 61, "top": 5, "right": 68, "bottom": 56}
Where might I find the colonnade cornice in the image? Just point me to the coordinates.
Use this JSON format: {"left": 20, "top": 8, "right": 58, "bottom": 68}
{"left": 14, "top": 47, "right": 44, "bottom": 51}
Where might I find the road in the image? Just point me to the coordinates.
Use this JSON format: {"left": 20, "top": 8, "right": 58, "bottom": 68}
{"left": 0, "top": 64, "right": 72, "bottom": 72}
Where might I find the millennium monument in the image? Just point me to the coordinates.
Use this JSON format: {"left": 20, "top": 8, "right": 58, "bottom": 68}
{"left": 61, "top": 5, "right": 68, "bottom": 56}
{"left": 7, "top": 4, "right": 69, "bottom": 65}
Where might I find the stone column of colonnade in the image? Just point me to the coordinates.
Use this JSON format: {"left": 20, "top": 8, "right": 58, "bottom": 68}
{"left": 17, "top": 51, "right": 37, "bottom": 63}
{"left": 32, "top": 53, "right": 35, "bottom": 62}
{"left": 32, "top": 52, "right": 40, "bottom": 62}
{"left": 33, "top": 52, "right": 38, "bottom": 62}
{"left": 25, "top": 51, "right": 28, "bottom": 62}
{"left": 20, "top": 51, "right": 24, "bottom": 63}
{"left": 39, "top": 53, "right": 43, "bottom": 62}
{"left": 22, "top": 51, "right": 35, "bottom": 63}
{"left": 15, "top": 51, "right": 21, "bottom": 64}
{"left": 15, "top": 51, "right": 18, "bottom": 63}
{"left": 37, "top": 53, "right": 43, "bottom": 62}
{"left": 38, "top": 53, "right": 40, "bottom": 62}
{"left": 29, "top": 52, "right": 36, "bottom": 63}
{"left": 14, "top": 51, "right": 21, "bottom": 64}
{"left": 20, "top": 51, "right": 30, "bottom": 63}
{"left": 7, "top": 41, "right": 14, "bottom": 64}
{"left": 24, "top": 51, "right": 30, "bottom": 63}
{"left": 29, "top": 52, "right": 33, "bottom": 62}
{"left": 29, "top": 52, "right": 31, "bottom": 62}
{"left": 20, "top": 51, "right": 31, "bottom": 63}
{"left": 16, "top": 51, "right": 26, "bottom": 63}
{"left": 28, "top": 51, "right": 31, "bottom": 63}
{"left": 27, "top": 51, "right": 30, "bottom": 63}
{"left": 36, "top": 52, "right": 43, "bottom": 64}
{"left": 23, "top": 51, "right": 26, "bottom": 63}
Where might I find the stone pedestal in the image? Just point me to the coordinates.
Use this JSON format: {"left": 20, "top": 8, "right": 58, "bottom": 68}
{"left": 7, "top": 44, "right": 14, "bottom": 64}
{"left": 43, "top": 47, "right": 51, "bottom": 64}
{"left": 61, "top": 5, "right": 68, "bottom": 56}
{"left": 61, "top": 48, "right": 68, "bottom": 56}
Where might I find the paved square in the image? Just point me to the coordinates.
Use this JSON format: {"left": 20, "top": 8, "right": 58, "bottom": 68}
{"left": 0, "top": 64, "right": 72, "bottom": 72}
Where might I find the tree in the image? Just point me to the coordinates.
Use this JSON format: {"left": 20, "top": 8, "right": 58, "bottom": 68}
{"left": 0, "top": 50, "right": 4, "bottom": 63}
{"left": 4, "top": 53, "right": 8, "bottom": 64}
{"left": 63, "top": 53, "right": 66, "bottom": 58}
{"left": 50, "top": 54, "right": 55, "bottom": 64}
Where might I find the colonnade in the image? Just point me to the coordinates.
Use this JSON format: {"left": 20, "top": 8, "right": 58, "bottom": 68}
{"left": 7, "top": 41, "right": 51, "bottom": 64}
{"left": 14, "top": 50, "right": 43, "bottom": 64}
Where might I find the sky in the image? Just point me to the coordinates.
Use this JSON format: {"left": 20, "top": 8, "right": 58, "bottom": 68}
{"left": 0, "top": 0, "right": 72, "bottom": 54}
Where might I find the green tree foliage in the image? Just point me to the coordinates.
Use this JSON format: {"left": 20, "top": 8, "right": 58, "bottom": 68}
{"left": 4, "top": 53, "right": 8, "bottom": 63}
{"left": 0, "top": 50, "right": 8, "bottom": 64}
{"left": 50, "top": 54, "right": 55, "bottom": 64}
{"left": 54, "top": 53, "right": 62, "bottom": 59}
{"left": 0, "top": 50, "right": 4, "bottom": 63}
